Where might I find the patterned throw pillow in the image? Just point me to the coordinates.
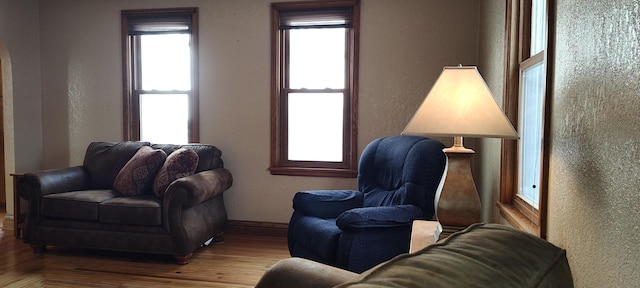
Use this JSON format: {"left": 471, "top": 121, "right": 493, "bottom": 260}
{"left": 153, "top": 148, "right": 199, "bottom": 198}
{"left": 113, "top": 146, "right": 167, "bottom": 197}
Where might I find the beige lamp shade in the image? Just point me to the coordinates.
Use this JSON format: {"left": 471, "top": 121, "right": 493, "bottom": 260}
{"left": 402, "top": 66, "right": 519, "bottom": 139}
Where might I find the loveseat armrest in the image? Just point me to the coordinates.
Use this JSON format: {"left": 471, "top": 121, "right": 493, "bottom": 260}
{"left": 18, "top": 166, "right": 91, "bottom": 201}
{"left": 163, "top": 168, "right": 233, "bottom": 209}
{"left": 336, "top": 204, "right": 423, "bottom": 231}
{"left": 293, "top": 190, "right": 363, "bottom": 219}
{"left": 256, "top": 257, "right": 357, "bottom": 288}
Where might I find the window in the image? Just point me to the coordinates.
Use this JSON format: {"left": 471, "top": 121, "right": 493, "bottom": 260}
{"left": 270, "top": 0, "right": 360, "bottom": 177}
{"left": 122, "top": 8, "right": 199, "bottom": 144}
{"left": 499, "top": 0, "right": 553, "bottom": 238}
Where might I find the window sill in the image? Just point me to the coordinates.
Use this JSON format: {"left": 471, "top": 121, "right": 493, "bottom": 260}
{"left": 496, "top": 202, "right": 541, "bottom": 238}
{"left": 269, "top": 166, "right": 357, "bottom": 178}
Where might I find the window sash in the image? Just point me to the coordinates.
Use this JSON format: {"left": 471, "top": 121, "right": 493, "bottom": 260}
{"left": 270, "top": 0, "right": 359, "bottom": 177}
{"left": 499, "top": 0, "right": 553, "bottom": 238}
{"left": 122, "top": 8, "right": 199, "bottom": 143}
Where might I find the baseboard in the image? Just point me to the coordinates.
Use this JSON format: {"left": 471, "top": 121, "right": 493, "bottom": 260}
{"left": 2, "top": 218, "right": 14, "bottom": 231}
{"left": 226, "top": 220, "right": 288, "bottom": 237}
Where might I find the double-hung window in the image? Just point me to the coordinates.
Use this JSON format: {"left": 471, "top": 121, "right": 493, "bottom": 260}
{"left": 122, "top": 8, "right": 199, "bottom": 144}
{"left": 499, "top": 0, "right": 553, "bottom": 238}
{"left": 270, "top": 0, "right": 360, "bottom": 177}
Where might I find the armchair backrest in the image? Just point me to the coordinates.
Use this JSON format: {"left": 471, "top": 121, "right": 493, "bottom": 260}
{"left": 358, "top": 136, "right": 446, "bottom": 219}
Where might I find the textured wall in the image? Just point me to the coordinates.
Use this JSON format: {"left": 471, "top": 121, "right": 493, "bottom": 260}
{"left": 0, "top": 0, "right": 43, "bottom": 216}
{"left": 550, "top": 0, "right": 640, "bottom": 286}
{"left": 36, "top": 0, "right": 480, "bottom": 223}
{"left": 476, "top": 0, "right": 506, "bottom": 223}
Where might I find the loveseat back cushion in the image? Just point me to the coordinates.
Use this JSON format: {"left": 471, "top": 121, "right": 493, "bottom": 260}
{"left": 113, "top": 146, "right": 167, "bottom": 196}
{"left": 99, "top": 195, "right": 162, "bottom": 226}
{"left": 84, "top": 141, "right": 150, "bottom": 189}
{"left": 41, "top": 190, "right": 120, "bottom": 221}
{"left": 336, "top": 223, "right": 574, "bottom": 288}
{"left": 151, "top": 143, "right": 223, "bottom": 172}
{"left": 152, "top": 148, "right": 199, "bottom": 198}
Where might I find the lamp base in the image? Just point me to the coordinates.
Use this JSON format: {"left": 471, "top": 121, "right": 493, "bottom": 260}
{"left": 434, "top": 137, "right": 482, "bottom": 240}
{"left": 435, "top": 223, "right": 470, "bottom": 240}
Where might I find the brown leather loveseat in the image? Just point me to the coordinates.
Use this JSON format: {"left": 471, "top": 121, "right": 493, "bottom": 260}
{"left": 18, "top": 141, "right": 232, "bottom": 264}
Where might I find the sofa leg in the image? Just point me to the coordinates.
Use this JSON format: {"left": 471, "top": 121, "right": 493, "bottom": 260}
{"left": 31, "top": 244, "right": 46, "bottom": 253}
{"left": 174, "top": 253, "right": 193, "bottom": 264}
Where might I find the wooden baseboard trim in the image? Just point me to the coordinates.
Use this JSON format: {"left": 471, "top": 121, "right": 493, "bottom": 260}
{"left": 226, "top": 220, "right": 288, "bottom": 237}
{"left": 2, "top": 218, "right": 14, "bottom": 231}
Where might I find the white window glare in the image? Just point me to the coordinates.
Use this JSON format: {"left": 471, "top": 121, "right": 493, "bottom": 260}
{"left": 140, "top": 34, "right": 191, "bottom": 91}
{"left": 289, "top": 28, "right": 345, "bottom": 89}
{"left": 288, "top": 92, "right": 344, "bottom": 162}
{"left": 518, "top": 61, "right": 544, "bottom": 207}
{"left": 140, "top": 94, "right": 189, "bottom": 144}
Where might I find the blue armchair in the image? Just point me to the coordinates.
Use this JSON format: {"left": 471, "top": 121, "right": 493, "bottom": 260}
{"left": 287, "top": 136, "right": 446, "bottom": 273}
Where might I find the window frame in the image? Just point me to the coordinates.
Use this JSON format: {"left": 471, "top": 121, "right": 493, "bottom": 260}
{"left": 498, "top": 0, "right": 555, "bottom": 238}
{"left": 121, "top": 7, "right": 200, "bottom": 143}
{"left": 269, "top": 0, "right": 360, "bottom": 178}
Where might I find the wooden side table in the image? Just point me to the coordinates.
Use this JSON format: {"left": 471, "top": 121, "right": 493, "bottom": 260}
{"left": 409, "top": 220, "right": 440, "bottom": 253}
{"left": 10, "top": 173, "right": 25, "bottom": 238}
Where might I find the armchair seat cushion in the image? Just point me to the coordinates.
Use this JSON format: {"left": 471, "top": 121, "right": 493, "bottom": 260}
{"left": 291, "top": 217, "right": 342, "bottom": 262}
{"left": 41, "top": 190, "right": 119, "bottom": 221}
{"left": 336, "top": 205, "right": 423, "bottom": 230}
{"left": 99, "top": 195, "right": 162, "bottom": 226}
{"left": 293, "top": 190, "right": 362, "bottom": 219}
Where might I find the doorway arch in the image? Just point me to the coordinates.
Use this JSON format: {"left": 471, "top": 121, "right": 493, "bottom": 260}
{"left": 0, "top": 40, "right": 17, "bottom": 225}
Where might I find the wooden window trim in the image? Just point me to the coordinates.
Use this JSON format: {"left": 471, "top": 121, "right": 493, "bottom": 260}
{"left": 498, "top": 0, "right": 555, "bottom": 239}
{"left": 121, "top": 7, "right": 199, "bottom": 143}
{"left": 269, "top": 0, "right": 359, "bottom": 178}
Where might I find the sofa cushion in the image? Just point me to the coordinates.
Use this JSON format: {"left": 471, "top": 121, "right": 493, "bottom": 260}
{"left": 114, "top": 146, "right": 167, "bottom": 196}
{"left": 336, "top": 223, "right": 574, "bottom": 288}
{"left": 99, "top": 195, "right": 162, "bottom": 226}
{"left": 152, "top": 148, "right": 199, "bottom": 198}
{"left": 84, "top": 141, "right": 150, "bottom": 189}
{"left": 41, "top": 190, "right": 120, "bottom": 221}
{"left": 152, "top": 143, "right": 222, "bottom": 172}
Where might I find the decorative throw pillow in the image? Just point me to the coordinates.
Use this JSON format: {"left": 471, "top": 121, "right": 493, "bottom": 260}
{"left": 113, "top": 146, "right": 167, "bottom": 197}
{"left": 153, "top": 148, "right": 199, "bottom": 198}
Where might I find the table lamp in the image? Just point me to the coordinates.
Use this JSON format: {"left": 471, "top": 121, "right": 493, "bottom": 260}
{"left": 402, "top": 65, "right": 519, "bottom": 239}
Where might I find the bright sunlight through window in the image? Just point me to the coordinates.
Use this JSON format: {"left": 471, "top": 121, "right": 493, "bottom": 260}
{"left": 287, "top": 28, "right": 346, "bottom": 162}
{"left": 139, "top": 34, "right": 191, "bottom": 144}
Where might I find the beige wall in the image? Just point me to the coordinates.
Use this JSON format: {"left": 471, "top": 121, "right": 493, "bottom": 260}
{"left": 34, "top": 0, "right": 479, "bottom": 223}
{"left": 0, "top": 0, "right": 43, "bottom": 217}
{"left": 548, "top": 0, "right": 640, "bottom": 286}
{"left": 477, "top": 0, "right": 640, "bottom": 286}
{"left": 476, "top": 0, "right": 506, "bottom": 223}
{"left": 4, "top": 0, "right": 640, "bottom": 285}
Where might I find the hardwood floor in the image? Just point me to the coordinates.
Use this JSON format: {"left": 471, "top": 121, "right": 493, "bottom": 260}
{"left": 0, "top": 220, "right": 290, "bottom": 287}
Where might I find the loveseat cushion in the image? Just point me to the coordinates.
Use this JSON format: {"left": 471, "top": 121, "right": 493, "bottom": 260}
{"left": 336, "top": 223, "right": 573, "bottom": 288}
{"left": 152, "top": 148, "right": 199, "bottom": 198}
{"left": 84, "top": 141, "right": 150, "bottom": 189}
{"left": 99, "top": 195, "right": 162, "bottom": 226}
{"left": 113, "top": 146, "right": 167, "bottom": 196}
{"left": 41, "top": 190, "right": 120, "bottom": 221}
{"left": 152, "top": 144, "right": 222, "bottom": 173}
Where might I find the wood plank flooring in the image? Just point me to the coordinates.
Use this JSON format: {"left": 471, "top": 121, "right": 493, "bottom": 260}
{"left": 0, "top": 219, "right": 290, "bottom": 287}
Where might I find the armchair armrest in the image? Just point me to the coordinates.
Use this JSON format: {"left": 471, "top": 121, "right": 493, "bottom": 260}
{"left": 18, "top": 166, "right": 91, "bottom": 200}
{"left": 163, "top": 168, "right": 233, "bottom": 208}
{"left": 336, "top": 204, "right": 423, "bottom": 230}
{"left": 293, "top": 190, "right": 363, "bottom": 219}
